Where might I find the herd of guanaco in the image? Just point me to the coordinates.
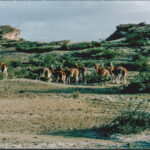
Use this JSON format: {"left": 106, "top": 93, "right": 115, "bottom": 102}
{"left": 0, "top": 62, "right": 128, "bottom": 84}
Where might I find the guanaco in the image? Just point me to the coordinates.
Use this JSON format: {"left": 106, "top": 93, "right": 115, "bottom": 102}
{"left": 95, "top": 64, "right": 110, "bottom": 81}
{"left": 44, "top": 68, "right": 52, "bottom": 82}
{"left": 59, "top": 65, "right": 79, "bottom": 84}
{"left": 59, "top": 70, "right": 66, "bottom": 84}
{"left": 75, "top": 64, "right": 87, "bottom": 84}
{"left": 28, "top": 66, "right": 52, "bottom": 81}
{"left": 1, "top": 62, "right": 8, "bottom": 80}
{"left": 49, "top": 65, "right": 60, "bottom": 82}
{"left": 108, "top": 62, "right": 128, "bottom": 84}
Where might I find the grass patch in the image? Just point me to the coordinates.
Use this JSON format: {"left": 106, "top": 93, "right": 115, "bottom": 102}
{"left": 72, "top": 91, "right": 80, "bottom": 99}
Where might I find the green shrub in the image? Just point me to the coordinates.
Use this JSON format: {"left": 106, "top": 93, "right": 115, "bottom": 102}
{"left": 71, "top": 48, "right": 102, "bottom": 59}
{"left": 0, "top": 73, "right": 3, "bottom": 80}
{"left": 123, "top": 71, "right": 150, "bottom": 93}
{"left": 61, "top": 42, "right": 97, "bottom": 51}
{"left": 84, "top": 60, "right": 96, "bottom": 68}
{"left": 28, "top": 54, "right": 56, "bottom": 67}
{"left": 91, "top": 41, "right": 101, "bottom": 47}
{"left": 125, "top": 32, "right": 149, "bottom": 46}
{"left": 16, "top": 41, "right": 55, "bottom": 53}
{"left": 73, "top": 91, "right": 80, "bottom": 99}
{"left": 132, "top": 53, "right": 149, "bottom": 71}
{"left": 98, "top": 102, "right": 150, "bottom": 136}
{"left": 9, "top": 60, "right": 23, "bottom": 68}
{"left": 102, "top": 50, "right": 118, "bottom": 59}
{"left": 86, "top": 72, "right": 108, "bottom": 84}
{"left": 63, "top": 56, "right": 76, "bottom": 68}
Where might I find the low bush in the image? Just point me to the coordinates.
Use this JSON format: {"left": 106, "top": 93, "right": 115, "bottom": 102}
{"left": 98, "top": 102, "right": 150, "bottom": 136}
{"left": 71, "top": 48, "right": 102, "bottom": 59}
{"left": 122, "top": 70, "right": 150, "bottom": 93}
{"left": 9, "top": 60, "right": 23, "bottom": 68}
{"left": 86, "top": 72, "right": 110, "bottom": 84}
{"left": 73, "top": 91, "right": 80, "bottom": 99}
{"left": 16, "top": 41, "right": 56, "bottom": 53}
{"left": 102, "top": 49, "right": 118, "bottom": 59}
{"left": 125, "top": 32, "right": 149, "bottom": 46}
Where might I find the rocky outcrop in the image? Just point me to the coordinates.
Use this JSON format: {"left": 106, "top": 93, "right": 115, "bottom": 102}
{"left": 0, "top": 25, "right": 20, "bottom": 41}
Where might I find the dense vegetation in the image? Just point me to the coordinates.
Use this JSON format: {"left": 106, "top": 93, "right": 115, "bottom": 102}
{"left": 0, "top": 23, "right": 150, "bottom": 92}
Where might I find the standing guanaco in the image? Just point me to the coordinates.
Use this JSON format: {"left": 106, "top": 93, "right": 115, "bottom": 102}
{"left": 59, "top": 65, "right": 79, "bottom": 84}
{"left": 49, "top": 65, "right": 60, "bottom": 83}
{"left": 1, "top": 62, "right": 8, "bottom": 80}
{"left": 95, "top": 64, "right": 110, "bottom": 82}
{"left": 28, "top": 66, "right": 52, "bottom": 82}
{"left": 75, "top": 64, "right": 87, "bottom": 84}
{"left": 108, "top": 62, "right": 128, "bottom": 84}
{"left": 44, "top": 68, "right": 52, "bottom": 82}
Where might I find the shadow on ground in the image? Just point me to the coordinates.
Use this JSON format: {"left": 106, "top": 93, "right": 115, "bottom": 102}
{"left": 40, "top": 111, "right": 150, "bottom": 140}
{"left": 40, "top": 126, "right": 113, "bottom": 140}
{"left": 18, "top": 86, "right": 121, "bottom": 95}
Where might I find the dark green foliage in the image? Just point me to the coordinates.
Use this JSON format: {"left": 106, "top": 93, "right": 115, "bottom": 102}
{"left": 86, "top": 72, "right": 109, "bottom": 84}
{"left": 61, "top": 43, "right": 69, "bottom": 50}
{"left": 28, "top": 54, "right": 55, "bottom": 67}
{"left": 91, "top": 41, "right": 101, "bottom": 47}
{"left": 9, "top": 60, "right": 23, "bottom": 68}
{"left": 125, "top": 32, "right": 149, "bottom": 46}
{"left": 98, "top": 102, "right": 150, "bottom": 136}
{"left": 123, "top": 71, "right": 150, "bottom": 93}
{"left": 61, "top": 41, "right": 100, "bottom": 51}
{"left": 0, "top": 73, "right": 3, "bottom": 80}
{"left": 71, "top": 48, "right": 102, "bottom": 59}
{"left": 14, "top": 68, "right": 35, "bottom": 79}
{"left": 132, "top": 53, "right": 149, "bottom": 71}
{"left": 100, "top": 111, "right": 150, "bottom": 136}
{"left": 67, "top": 42, "right": 92, "bottom": 50}
{"left": 16, "top": 41, "right": 56, "bottom": 53}
{"left": 102, "top": 49, "right": 118, "bottom": 59}
{"left": 84, "top": 60, "right": 96, "bottom": 68}
{"left": 86, "top": 72, "right": 99, "bottom": 84}
{"left": 63, "top": 56, "right": 76, "bottom": 68}
{"left": 141, "top": 48, "right": 150, "bottom": 56}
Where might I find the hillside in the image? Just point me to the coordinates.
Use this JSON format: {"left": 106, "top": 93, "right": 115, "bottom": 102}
{"left": 107, "top": 22, "right": 150, "bottom": 41}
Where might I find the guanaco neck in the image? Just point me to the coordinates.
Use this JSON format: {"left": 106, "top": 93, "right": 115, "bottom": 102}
{"left": 110, "top": 62, "right": 114, "bottom": 71}
{"left": 50, "top": 66, "right": 55, "bottom": 75}
{"left": 96, "top": 65, "right": 100, "bottom": 74}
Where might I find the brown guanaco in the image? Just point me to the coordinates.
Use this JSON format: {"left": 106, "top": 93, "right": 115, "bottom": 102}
{"left": 59, "top": 65, "right": 79, "bottom": 84}
{"left": 108, "top": 62, "right": 128, "bottom": 84}
{"left": 75, "top": 64, "right": 87, "bottom": 84}
{"left": 95, "top": 64, "right": 110, "bottom": 82}
{"left": 1, "top": 62, "right": 8, "bottom": 80}
{"left": 28, "top": 66, "right": 52, "bottom": 82}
